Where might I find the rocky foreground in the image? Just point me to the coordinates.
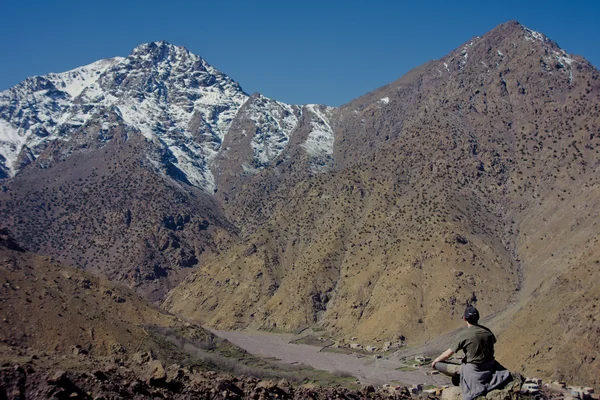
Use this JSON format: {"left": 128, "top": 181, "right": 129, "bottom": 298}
{"left": 0, "top": 345, "right": 533, "bottom": 400}
{"left": 0, "top": 351, "right": 416, "bottom": 400}
{"left": 0, "top": 362, "right": 528, "bottom": 400}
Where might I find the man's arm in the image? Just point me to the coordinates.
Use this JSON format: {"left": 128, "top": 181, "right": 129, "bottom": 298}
{"left": 432, "top": 348, "right": 454, "bottom": 368}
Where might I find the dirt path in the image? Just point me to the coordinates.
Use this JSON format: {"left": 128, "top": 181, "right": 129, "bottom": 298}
{"left": 211, "top": 329, "right": 450, "bottom": 387}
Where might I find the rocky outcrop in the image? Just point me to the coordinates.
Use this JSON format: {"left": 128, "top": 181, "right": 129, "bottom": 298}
{"left": 441, "top": 374, "right": 524, "bottom": 400}
{"left": 0, "top": 361, "right": 415, "bottom": 400}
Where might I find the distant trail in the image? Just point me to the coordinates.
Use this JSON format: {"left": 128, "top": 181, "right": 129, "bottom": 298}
{"left": 211, "top": 329, "right": 449, "bottom": 387}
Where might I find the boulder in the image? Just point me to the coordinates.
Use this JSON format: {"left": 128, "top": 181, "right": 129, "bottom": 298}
{"left": 47, "top": 370, "right": 68, "bottom": 385}
{"left": 441, "top": 373, "right": 524, "bottom": 400}
{"left": 485, "top": 374, "right": 523, "bottom": 400}
{"left": 442, "top": 386, "right": 462, "bottom": 400}
{"left": 146, "top": 360, "right": 166, "bottom": 385}
{"left": 131, "top": 350, "right": 152, "bottom": 365}
{"left": 277, "top": 378, "right": 293, "bottom": 394}
{"left": 255, "top": 380, "right": 277, "bottom": 390}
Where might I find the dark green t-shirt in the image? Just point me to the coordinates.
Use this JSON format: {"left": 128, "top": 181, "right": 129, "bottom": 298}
{"left": 451, "top": 324, "right": 496, "bottom": 364}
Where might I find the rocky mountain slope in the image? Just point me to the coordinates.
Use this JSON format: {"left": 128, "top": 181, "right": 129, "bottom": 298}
{"left": 165, "top": 22, "right": 600, "bottom": 386}
{"left": 0, "top": 232, "right": 380, "bottom": 397}
{"left": 0, "top": 227, "right": 211, "bottom": 356}
{"left": 1, "top": 21, "right": 599, "bottom": 387}
{"left": 0, "top": 41, "right": 331, "bottom": 299}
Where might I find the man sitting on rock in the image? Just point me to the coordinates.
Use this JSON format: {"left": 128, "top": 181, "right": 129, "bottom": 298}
{"left": 431, "top": 306, "right": 511, "bottom": 400}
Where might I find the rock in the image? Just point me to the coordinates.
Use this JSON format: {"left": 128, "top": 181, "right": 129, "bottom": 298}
{"left": 300, "top": 383, "right": 318, "bottom": 390}
{"left": 441, "top": 373, "right": 524, "bottom": 400}
{"left": 130, "top": 379, "right": 147, "bottom": 394}
{"left": 244, "top": 376, "right": 259, "bottom": 385}
{"left": 146, "top": 359, "right": 166, "bottom": 385}
{"left": 256, "top": 380, "right": 277, "bottom": 390}
{"left": 216, "top": 378, "right": 244, "bottom": 397}
{"left": 112, "top": 295, "right": 126, "bottom": 303}
{"left": 166, "top": 364, "right": 185, "bottom": 382}
{"left": 363, "top": 385, "right": 376, "bottom": 394}
{"left": 485, "top": 373, "right": 524, "bottom": 400}
{"left": 441, "top": 386, "right": 462, "bottom": 400}
{"left": 93, "top": 370, "right": 108, "bottom": 381}
{"left": 109, "top": 343, "right": 126, "bottom": 354}
{"left": 72, "top": 345, "right": 88, "bottom": 356}
{"left": 277, "top": 379, "right": 292, "bottom": 394}
{"left": 48, "top": 370, "right": 67, "bottom": 385}
{"left": 131, "top": 350, "right": 152, "bottom": 365}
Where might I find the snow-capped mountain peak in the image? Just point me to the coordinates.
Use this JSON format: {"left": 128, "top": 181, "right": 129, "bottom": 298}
{"left": 0, "top": 42, "right": 334, "bottom": 188}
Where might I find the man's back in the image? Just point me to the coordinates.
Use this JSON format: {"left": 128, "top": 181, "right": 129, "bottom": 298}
{"left": 432, "top": 307, "right": 510, "bottom": 400}
{"left": 452, "top": 324, "right": 496, "bottom": 364}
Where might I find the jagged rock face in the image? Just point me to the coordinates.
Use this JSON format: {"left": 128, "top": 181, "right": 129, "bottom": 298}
{"left": 0, "top": 41, "right": 327, "bottom": 191}
{"left": 1, "top": 22, "right": 600, "bottom": 387}
{"left": 0, "top": 42, "right": 246, "bottom": 190}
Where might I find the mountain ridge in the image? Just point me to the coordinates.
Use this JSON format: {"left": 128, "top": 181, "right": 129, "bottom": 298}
{"left": 165, "top": 20, "right": 600, "bottom": 386}
{"left": 1, "top": 21, "right": 599, "bottom": 387}
{"left": 0, "top": 40, "right": 332, "bottom": 191}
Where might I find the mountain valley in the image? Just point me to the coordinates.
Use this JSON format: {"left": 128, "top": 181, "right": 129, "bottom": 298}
{"left": 1, "top": 21, "right": 599, "bottom": 389}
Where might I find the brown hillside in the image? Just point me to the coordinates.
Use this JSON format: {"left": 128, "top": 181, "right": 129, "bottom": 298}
{"left": 0, "top": 20, "right": 598, "bottom": 388}
{"left": 0, "top": 231, "right": 177, "bottom": 355}
{"left": 0, "top": 117, "right": 238, "bottom": 301}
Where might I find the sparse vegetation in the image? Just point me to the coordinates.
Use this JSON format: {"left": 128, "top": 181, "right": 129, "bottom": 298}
{"left": 1, "top": 21, "right": 600, "bottom": 388}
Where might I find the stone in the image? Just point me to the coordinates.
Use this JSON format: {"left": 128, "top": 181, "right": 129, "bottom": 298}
{"left": 485, "top": 375, "right": 523, "bottom": 400}
{"left": 72, "top": 345, "right": 87, "bottom": 356}
{"left": 146, "top": 360, "right": 166, "bottom": 385}
{"left": 256, "top": 380, "right": 277, "bottom": 390}
{"left": 277, "top": 379, "right": 292, "bottom": 394}
{"left": 109, "top": 343, "right": 126, "bottom": 354}
{"left": 131, "top": 350, "right": 152, "bottom": 365}
{"left": 363, "top": 385, "right": 376, "bottom": 393}
{"left": 441, "top": 386, "right": 462, "bottom": 400}
{"left": 48, "top": 370, "right": 67, "bottom": 385}
{"left": 93, "top": 370, "right": 108, "bottom": 381}
{"left": 441, "top": 373, "right": 524, "bottom": 400}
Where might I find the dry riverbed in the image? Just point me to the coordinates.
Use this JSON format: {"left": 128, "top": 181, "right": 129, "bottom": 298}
{"left": 211, "top": 329, "right": 450, "bottom": 387}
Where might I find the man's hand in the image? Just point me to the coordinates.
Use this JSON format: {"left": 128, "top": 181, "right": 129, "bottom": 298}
{"left": 431, "top": 348, "right": 454, "bottom": 370}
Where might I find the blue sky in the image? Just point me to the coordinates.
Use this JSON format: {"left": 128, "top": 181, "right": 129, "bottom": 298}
{"left": 1, "top": 0, "right": 598, "bottom": 106}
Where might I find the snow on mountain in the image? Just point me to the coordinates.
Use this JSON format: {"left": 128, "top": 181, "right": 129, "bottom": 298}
{"left": 242, "top": 94, "right": 301, "bottom": 169}
{"left": 301, "top": 104, "right": 335, "bottom": 173}
{"left": 0, "top": 76, "right": 68, "bottom": 174}
{"left": 0, "top": 119, "right": 27, "bottom": 173}
{"left": 0, "top": 41, "right": 334, "bottom": 189}
{"left": 47, "top": 58, "right": 124, "bottom": 98}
